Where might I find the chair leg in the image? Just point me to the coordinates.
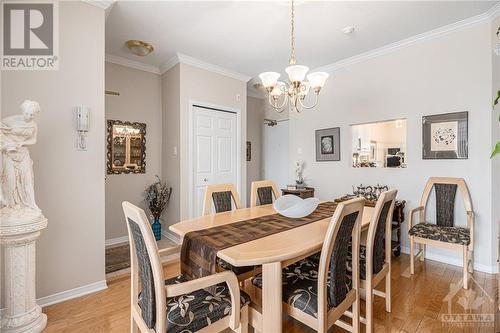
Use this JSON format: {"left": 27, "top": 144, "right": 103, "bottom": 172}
{"left": 463, "top": 246, "right": 469, "bottom": 289}
{"left": 410, "top": 236, "right": 415, "bottom": 275}
{"left": 468, "top": 247, "right": 474, "bottom": 274}
{"left": 365, "top": 280, "right": 373, "bottom": 333}
{"left": 419, "top": 244, "right": 425, "bottom": 262}
{"left": 237, "top": 306, "right": 249, "bottom": 333}
{"left": 385, "top": 269, "right": 391, "bottom": 313}
{"left": 131, "top": 316, "right": 138, "bottom": 333}
{"left": 352, "top": 289, "right": 360, "bottom": 333}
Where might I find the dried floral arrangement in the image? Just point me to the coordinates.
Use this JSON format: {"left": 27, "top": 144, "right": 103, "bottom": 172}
{"left": 145, "top": 176, "right": 172, "bottom": 220}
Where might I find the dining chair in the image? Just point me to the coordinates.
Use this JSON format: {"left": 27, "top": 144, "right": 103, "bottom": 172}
{"left": 202, "top": 184, "right": 257, "bottom": 282}
{"left": 408, "top": 177, "right": 474, "bottom": 289}
{"left": 122, "top": 201, "right": 250, "bottom": 333}
{"left": 249, "top": 180, "right": 280, "bottom": 207}
{"left": 202, "top": 183, "right": 242, "bottom": 216}
{"left": 345, "top": 189, "right": 397, "bottom": 333}
{"left": 252, "top": 197, "right": 364, "bottom": 333}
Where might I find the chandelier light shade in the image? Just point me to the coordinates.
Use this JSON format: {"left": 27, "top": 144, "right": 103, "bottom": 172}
{"left": 259, "top": 0, "right": 329, "bottom": 113}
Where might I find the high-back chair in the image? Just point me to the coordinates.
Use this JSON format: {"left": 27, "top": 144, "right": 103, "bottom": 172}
{"left": 202, "top": 183, "right": 242, "bottom": 216}
{"left": 408, "top": 177, "right": 474, "bottom": 289}
{"left": 201, "top": 184, "right": 257, "bottom": 281}
{"left": 249, "top": 180, "right": 280, "bottom": 207}
{"left": 122, "top": 201, "right": 249, "bottom": 333}
{"left": 252, "top": 197, "right": 365, "bottom": 333}
{"left": 346, "top": 189, "right": 397, "bottom": 333}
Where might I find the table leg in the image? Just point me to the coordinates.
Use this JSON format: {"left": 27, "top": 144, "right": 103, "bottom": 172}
{"left": 262, "top": 262, "right": 282, "bottom": 333}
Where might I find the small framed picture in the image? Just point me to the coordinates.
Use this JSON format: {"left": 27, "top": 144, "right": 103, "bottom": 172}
{"left": 422, "top": 111, "right": 468, "bottom": 159}
{"left": 246, "top": 141, "right": 251, "bottom": 161}
{"left": 315, "top": 127, "right": 340, "bottom": 161}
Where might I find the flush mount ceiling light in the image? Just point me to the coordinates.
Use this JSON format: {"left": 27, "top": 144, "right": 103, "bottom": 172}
{"left": 125, "top": 40, "right": 154, "bottom": 56}
{"left": 259, "top": 0, "right": 329, "bottom": 113}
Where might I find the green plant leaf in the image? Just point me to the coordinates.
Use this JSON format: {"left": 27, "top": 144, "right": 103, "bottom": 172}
{"left": 491, "top": 142, "right": 500, "bottom": 158}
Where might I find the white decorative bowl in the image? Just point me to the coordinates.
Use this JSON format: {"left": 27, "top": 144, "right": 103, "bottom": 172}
{"left": 273, "top": 195, "right": 320, "bottom": 218}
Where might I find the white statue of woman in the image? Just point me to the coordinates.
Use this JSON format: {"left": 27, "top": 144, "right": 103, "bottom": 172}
{"left": 1, "top": 100, "right": 41, "bottom": 215}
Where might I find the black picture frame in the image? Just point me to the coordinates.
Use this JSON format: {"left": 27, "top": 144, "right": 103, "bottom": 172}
{"left": 422, "top": 111, "right": 468, "bottom": 159}
{"left": 315, "top": 127, "right": 340, "bottom": 161}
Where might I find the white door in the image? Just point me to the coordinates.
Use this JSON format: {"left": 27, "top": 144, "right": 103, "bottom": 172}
{"left": 263, "top": 120, "right": 289, "bottom": 190}
{"left": 193, "top": 106, "right": 238, "bottom": 217}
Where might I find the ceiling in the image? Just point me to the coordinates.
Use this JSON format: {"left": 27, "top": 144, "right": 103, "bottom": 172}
{"left": 105, "top": 1, "right": 497, "bottom": 78}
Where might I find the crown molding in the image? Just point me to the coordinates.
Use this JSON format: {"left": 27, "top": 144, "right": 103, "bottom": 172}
{"left": 315, "top": 7, "right": 498, "bottom": 73}
{"left": 82, "top": 0, "right": 113, "bottom": 10}
{"left": 487, "top": 1, "right": 500, "bottom": 20}
{"left": 172, "top": 53, "right": 252, "bottom": 82}
{"left": 105, "top": 54, "right": 161, "bottom": 74}
{"left": 159, "top": 54, "right": 180, "bottom": 74}
{"left": 82, "top": 0, "right": 115, "bottom": 19}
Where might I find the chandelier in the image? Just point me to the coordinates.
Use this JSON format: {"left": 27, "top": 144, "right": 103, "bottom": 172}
{"left": 259, "top": 0, "right": 329, "bottom": 113}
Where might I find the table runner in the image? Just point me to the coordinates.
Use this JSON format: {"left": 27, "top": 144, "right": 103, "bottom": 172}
{"left": 180, "top": 201, "right": 338, "bottom": 281}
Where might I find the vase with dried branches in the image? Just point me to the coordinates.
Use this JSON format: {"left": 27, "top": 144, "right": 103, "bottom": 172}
{"left": 145, "top": 176, "right": 172, "bottom": 241}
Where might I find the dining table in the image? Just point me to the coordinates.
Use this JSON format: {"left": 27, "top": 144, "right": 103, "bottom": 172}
{"left": 170, "top": 202, "right": 374, "bottom": 333}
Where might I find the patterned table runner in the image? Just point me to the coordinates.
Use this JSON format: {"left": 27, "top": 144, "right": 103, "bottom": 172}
{"left": 180, "top": 201, "right": 338, "bottom": 281}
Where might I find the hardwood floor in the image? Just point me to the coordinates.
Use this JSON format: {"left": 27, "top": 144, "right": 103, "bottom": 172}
{"left": 43, "top": 254, "right": 498, "bottom": 332}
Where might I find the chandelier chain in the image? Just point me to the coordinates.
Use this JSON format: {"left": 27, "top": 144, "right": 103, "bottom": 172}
{"left": 289, "top": 0, "right": 296, "bottom": 65}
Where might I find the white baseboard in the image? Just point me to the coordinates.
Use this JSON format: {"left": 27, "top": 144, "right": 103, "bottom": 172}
{"left": 37, "top": 280, "right": 108, "bottom": 308}
{"left": 105, "top": 236, "right": 128, "bottom": 247}
{"left": 161, "top": 229, "right": 181, "bottom": 244}
{"left": 401, "top": 246, "right": 498, "bottom": 274}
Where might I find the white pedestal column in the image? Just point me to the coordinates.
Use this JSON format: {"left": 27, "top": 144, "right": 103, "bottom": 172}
{"left": 1, "top": 215, "right": 48, "bottom": 333}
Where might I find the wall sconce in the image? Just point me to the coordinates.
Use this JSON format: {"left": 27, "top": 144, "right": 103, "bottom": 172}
{"left": 75, "top": 106, "right": 89, "bottom": 151}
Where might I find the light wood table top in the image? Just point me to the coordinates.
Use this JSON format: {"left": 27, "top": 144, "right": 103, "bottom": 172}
{"left": 170, "top": 203, "right": 374, "bottom": 266}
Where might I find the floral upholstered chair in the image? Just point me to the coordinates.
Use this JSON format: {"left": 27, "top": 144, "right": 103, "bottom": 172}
{"left": 201, "top": 184, "right": 257, "bottom": 282}
{"left": 252, "top": 198, "right": 365, "bottom": 333}
{"left": 408, "top": 177, "right": 474, "bottom": 289}
{"left": 122, "top": 201, "right": 249, "bottom": 333}
{"left": 202, "top": 183, "right": 242, "bottom": 215}
{"left": 249, "top": 180, "right": 280, "bottom": 207}
{"left": 345, "top": 189, "right": 397, "bottom": 333}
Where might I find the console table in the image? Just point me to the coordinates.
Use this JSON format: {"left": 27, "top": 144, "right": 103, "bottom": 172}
{"left": 281, "top": 187, "right": 315, "bottom": 199}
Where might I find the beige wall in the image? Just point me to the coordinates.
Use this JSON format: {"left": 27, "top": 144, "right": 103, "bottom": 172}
{"left": 178, "top": 64, "right": 247, "bottom": 220}
{"left": 105, "top": 62, "right": 162, "bottom": 241}
{"left": 161, "top": 64, "right": 181, "bottom": 230}
{"left": 1, "top": 2, "right": 106, "bottom": 299}
{"left": 246, "top": 97, "right": 265, "bottom": 205}
{"left": 491, "top": 17, "right": 500, "bottom": 265}
{"left": 288, "top": 22, "right": 496, "bottom": 272}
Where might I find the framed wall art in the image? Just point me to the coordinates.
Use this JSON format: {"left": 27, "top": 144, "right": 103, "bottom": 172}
{"left": 315, "top": 127, "right": 340, "bottom": 161}
{"left": 422, "top": 111, "right": 468, "bottom": 159}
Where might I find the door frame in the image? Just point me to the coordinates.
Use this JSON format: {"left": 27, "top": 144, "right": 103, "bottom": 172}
{"left": 188, "top": 100, "right": 242, "bottom": 218}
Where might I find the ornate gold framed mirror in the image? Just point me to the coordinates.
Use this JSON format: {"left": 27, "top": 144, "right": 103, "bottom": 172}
{"left": 106, "top": 120, "right": 146, "bottom": 174}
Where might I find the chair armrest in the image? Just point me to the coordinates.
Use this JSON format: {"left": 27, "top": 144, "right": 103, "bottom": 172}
{"left": 408, "top": 206, "right": 424, "bottom": 228}
{"left": 165, "top": 271, "right": 241, "bottom": 330}
{"left": 158, "top": 245, "right": 180, "bottom": 257}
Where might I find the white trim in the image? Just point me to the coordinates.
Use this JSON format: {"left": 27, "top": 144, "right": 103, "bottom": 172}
{"left": 315, "top": 8, "right": 499, "bottom": 73}
{"left": 159, "top": 54, "right": 179, "bottom": 74}
{"left": 188, "top": 101, "right": 243, "bottom": 218}
{"left": 175, "top": 53, "right": 251, "bottom": 82}
{"left": 487, "top": 2, "right": 500, "bottom": 20}
{"left": 82, "top": 0, "right": 114, "bottom": 10}
{"left": 105, "top": 235, "right": 129, "bottom": 247}
{"left": 105, "top": 54, "right": 161, "bottom": 75}
{"left": 161, "top": 229, "right": 181, "bottom": 244}
{"left": 37, "top": 280, "right": 107, "bottom": 308}
{"left": 401, "top": 246, "right": 498, "bottom": 275}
